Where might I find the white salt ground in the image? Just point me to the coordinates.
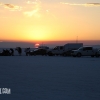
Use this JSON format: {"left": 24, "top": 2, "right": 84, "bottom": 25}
{"left": 0, "top": 56, "right": 100, "bottom": 100}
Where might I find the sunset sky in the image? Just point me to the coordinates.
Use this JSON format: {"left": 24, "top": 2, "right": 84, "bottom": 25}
{"left": 0, "top": 0, "right": 100, "bottom": 42}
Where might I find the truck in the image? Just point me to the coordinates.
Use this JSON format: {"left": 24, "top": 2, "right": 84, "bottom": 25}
{"left": 47, "top": 43, "right": 83, "bottom": 56}
{"left": 71, "top": 46, "right": 99, "bottom": 57}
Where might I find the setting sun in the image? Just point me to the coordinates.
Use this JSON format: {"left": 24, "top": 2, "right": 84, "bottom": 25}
{"left": 29, "top": 27, "right": 49, "bottom": 41}
{"left": 21, "top": 25, "right": 53, "bottom": 41}
{"left": 35, "top": 43, "right": 40, "bottom": 48}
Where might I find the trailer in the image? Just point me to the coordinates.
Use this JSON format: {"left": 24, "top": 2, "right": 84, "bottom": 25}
{"left": 63, "top": 43, "right": 83, "bottom": 56}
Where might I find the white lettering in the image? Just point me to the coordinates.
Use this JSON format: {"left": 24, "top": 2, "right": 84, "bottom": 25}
{"left": 0, "top": 88, "right": 1, "bottom": 94}
{"left": 0, "top": 88, "right": 11, "bottom": 94}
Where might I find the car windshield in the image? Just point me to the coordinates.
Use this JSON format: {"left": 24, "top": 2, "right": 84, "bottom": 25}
{"left": 53, "top": 46, "right": 58, "bottom": 50}
{"left": 78, "top": 47, "right": 83, "bottom": 50}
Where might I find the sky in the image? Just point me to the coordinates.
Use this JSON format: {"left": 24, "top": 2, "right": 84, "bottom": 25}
{"left": 0, "top": 0, "right": 100, "bottom": 43}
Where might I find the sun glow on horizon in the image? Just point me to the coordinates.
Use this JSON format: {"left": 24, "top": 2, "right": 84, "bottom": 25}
{"left": 23, "top": 25, "right": 52, "bottom": 41}
{"left": 35, "top": 43, "right": 40, "bottom": 48}
{"left": 0, "top": 0, "right": 100, "bottom": 42}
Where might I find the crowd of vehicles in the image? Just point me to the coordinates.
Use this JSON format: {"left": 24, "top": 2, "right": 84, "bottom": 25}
{"left": 0, "top": 43, "right": 100, "bottom": 57}
{"left": 47, "top": 43, "right": 83, "bottom": 56}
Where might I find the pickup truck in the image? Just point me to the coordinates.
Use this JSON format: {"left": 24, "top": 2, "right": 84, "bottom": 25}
{"left": 47, "top": 46, "right": 64, "bottom": 56}
{"left": 71, "top": 46, "right": 98, "bottom": 57}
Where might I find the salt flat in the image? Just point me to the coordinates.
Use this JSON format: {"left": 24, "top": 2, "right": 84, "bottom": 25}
{"left": 0, "top": 56, "right": 100, "bottom": 100}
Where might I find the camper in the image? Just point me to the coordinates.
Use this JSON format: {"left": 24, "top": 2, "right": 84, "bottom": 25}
{"left": 47, "top": 43, "right": 83, "bottom": 56}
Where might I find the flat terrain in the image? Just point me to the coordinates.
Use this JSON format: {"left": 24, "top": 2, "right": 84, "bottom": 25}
{"left": 0, "top": 56, "right": 100, "bottom": 100}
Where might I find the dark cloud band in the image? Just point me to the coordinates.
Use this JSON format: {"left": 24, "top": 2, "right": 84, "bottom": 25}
{"left": 0, "top": 2, "right": 21, "bottom": 11}
{"left": 61, "top": 2, "right": 100, "bottom": 7}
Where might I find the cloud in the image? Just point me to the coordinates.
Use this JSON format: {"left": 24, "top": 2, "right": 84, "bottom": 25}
{"left": 61, "top": 2, "right": 100, "bottom": 7}
{"left": 4, "top": 4, "right": 20, "bottom": 10}
{"left": 0, "top": 2, "right": 22, "bottom": 11}
{"left": 4, "top": 4, "right": 16, "bottom": 8}
{"left": 86, "top": 3, "right": 100, "bottom": 6}
{"left": 24, "top": 0, "right": 41, "bottom": 17}
{"left": 24, "top": 9, "right": 39, "bottom": 17}
{"left": 26, "top": 0, "right": 38, "bottom": 5}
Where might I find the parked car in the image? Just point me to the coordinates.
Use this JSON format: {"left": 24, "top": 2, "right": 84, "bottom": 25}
{"left": 71, "top": 46, "right": 98, "bottom": 57}
{"left": 0, "top": 51, "right": 2, "bottom": 56}
{"left": 96, "top": 49, "right": 100, "bottom": 57}
{"left": 30, "top": 48, "right": 47, "bottom": 56}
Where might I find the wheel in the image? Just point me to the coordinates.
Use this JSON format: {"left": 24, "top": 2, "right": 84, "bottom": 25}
{"left": 62, "top": 53, "right": 66, "bottom": 56}
{"left": 95, "top": 53, "right": 99, "bottom": 57}
{"left": 91, "top": 55, "right": 94, "bottom": 57}
{"left": 34, "top": 53, "right": 36, "bottom": 56}
{"left": 77, "top": 53, "right": 81, "bottom": 57}
{"left": 48, "top": 52, "right": 53, "bottom": 56}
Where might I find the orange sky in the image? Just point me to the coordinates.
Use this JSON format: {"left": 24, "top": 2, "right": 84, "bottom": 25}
{"left": 0, "top": 0, "right": 100, "bottom": 43}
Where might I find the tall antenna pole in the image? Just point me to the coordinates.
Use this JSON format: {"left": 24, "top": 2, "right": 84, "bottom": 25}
{"left": 76, "top": 36, "right": 78, "bottom": 43}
